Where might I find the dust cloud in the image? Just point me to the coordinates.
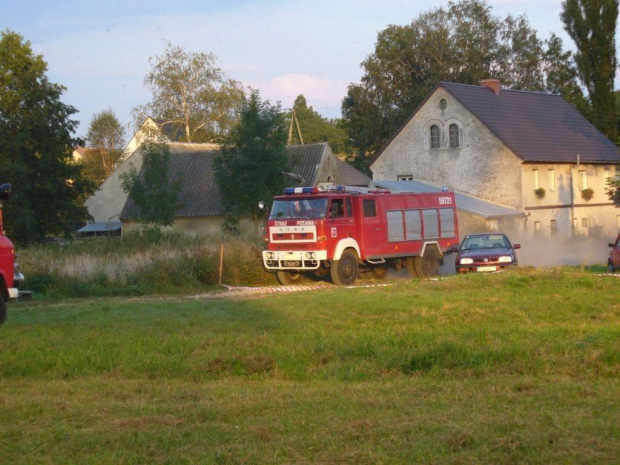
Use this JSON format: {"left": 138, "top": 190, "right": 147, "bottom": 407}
{"left": 508, "top": 233, "right": 611, "bottom": 268}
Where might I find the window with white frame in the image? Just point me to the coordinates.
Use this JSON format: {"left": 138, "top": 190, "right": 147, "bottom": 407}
{"left": 533, "top": 169, "right": 540, "bottom": 189}
{"left": 449, "top": 124, "right": 460, "bottom": 148}
{"left": 548, "top": 169, "right": 555, "bottom": 191}
{"left": 534, "top": 221, "right": 541, "bottom": 234}
{"left": 550, "top": 219, "right": 558, "bottom": 235}
{"left": 430, "top": 125, "right": 440, "bottom": 149}
{"left": 582, "top": 217, "right": 589, "bottom": 228}
{"left": 579, "top": 170, "right": 588, "bottom": 190}
{"left": 397, "top": 175, "right": 413, "bottom": 181}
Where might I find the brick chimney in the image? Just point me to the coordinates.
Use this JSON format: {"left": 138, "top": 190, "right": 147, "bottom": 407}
{"left": 480, "top": 78, "right": 500, "bottom": 95}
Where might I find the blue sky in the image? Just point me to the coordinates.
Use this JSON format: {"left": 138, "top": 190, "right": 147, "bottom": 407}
{"left": 2, "top": 0, "right": 592, "bottom": 138}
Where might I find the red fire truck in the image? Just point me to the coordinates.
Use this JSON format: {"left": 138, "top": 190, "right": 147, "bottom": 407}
{"left": 0, "top": 184, "right": 24, "bottom": 325}
{"left": 261, "top": 186, "right": 460, "bottom": 285}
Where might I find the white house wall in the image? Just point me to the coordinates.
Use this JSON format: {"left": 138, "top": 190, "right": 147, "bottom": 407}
{"left": 85, "top": 147, "right": 145, "bottom": 223}
{"left": 522, "top": 163, "right": 619, "bottom": 237}
{"left": 314, "top": 145, "right": 345, "bottom": 186}
{"left": 372, "top": 87, "right": 523, "bottom": 209}
{"left": 121, "top": 118, "right": 164, "bottom": 162}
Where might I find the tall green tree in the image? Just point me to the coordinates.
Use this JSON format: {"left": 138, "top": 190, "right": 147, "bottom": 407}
{"left": 616, "top": 90, "right": 620, "bottom": 142}
{"left": 607, "top": 91, "right": 620, "bottom": 204}
{"left": 561, "top": 0, "right": 618, "bottom": 141}
{"left": 214, "top": 90, "right": 288, "bottom": 218}
{"left": 287, "top": 95, "right": 347, "bottom": 154}
{"left": 543, "top": 34, "right": 590, "bottom": 114}
{"left": 120, "top": 142, "right": 183, "bottom": 228}
{"left": 607, "top": 174, "right": 620, "bottom": 207}
{"left": 0, "top": 30, "right": 91, "bottom": 244}
{"left": 342, "top": 0, "right": 584, "bottom": 169}
{"left": 132, "top": 42, "right": 245, "bottom": 143}
{"left": 76, "top": 148, "right": 107, "bottom": 197}
{"left": 86, "top": 109, "right": 125, "bottom": 178}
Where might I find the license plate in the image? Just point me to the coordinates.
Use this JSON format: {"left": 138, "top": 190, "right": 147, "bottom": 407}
{"left": 477, "top": 266, "right": 497, "bottom": 272}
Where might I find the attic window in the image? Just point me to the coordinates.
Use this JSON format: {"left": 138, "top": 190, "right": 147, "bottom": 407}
{"left": 439, "top": 99, "right": 448, "bottom": 110}
{"left": 430, "top": 125, "right": 440, "bottom": 149}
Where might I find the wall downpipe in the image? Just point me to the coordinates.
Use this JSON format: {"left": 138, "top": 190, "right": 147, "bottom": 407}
{"left": 570, "top": 153, "right": 580, "bottom": 235}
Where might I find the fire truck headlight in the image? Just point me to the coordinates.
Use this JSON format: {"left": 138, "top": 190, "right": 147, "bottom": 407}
{"left": 459, "top": 258, "right": 473, "bottom": 264}
{"left": 498, "top": 256, "right": 513, "bottom": 263}
{"left": 305, "top": 252, "right": 316, "bottom": 259}
{"left": 266, "top": 252, "right": 275, "bottom": 260}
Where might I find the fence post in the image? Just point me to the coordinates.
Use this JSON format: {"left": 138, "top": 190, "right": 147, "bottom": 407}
{"left": 218, "top": 243, "right": 224, "bottom": 286}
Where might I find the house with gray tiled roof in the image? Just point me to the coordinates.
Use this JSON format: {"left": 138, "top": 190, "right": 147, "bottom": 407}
{"left": 371, "top": 79, "right": 620, "bottom": 242}
{"left": 86, "top": 141, "right": 369, "bottom": 236}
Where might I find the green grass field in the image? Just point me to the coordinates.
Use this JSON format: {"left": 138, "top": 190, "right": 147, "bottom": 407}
{"left": 1, "top": 268, "right": 619, "bottom": 464}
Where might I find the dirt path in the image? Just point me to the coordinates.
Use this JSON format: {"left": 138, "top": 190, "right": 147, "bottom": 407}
{"left": 187, "top": 281, "right": 395, "bottom": 300}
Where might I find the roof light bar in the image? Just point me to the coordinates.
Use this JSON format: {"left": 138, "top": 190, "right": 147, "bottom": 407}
{"left": 284, "top": 187, "right": 319, "bottom": 195}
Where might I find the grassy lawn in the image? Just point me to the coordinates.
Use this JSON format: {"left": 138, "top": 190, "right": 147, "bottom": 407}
{"left": 1, "top": 269, "right": 619, "bottom": 464}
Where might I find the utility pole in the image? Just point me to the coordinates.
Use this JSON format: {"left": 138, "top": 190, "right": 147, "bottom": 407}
{"left": 287, "top": 108, "right": 304, "bottom": 145}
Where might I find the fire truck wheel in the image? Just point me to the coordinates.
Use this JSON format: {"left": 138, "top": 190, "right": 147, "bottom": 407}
{"left": 370, "top": 266, "right": 388, "bottom": 280}
{"left": 405, "top": 257, "right": 419, "bottom": 278}
{"left": 414, "top": 248, "right": 440, "bottom": 278}
{"left": 276, "top": 271, "right": 306, "bottom": 285}
{"left": 331, "top": 249, "right": 359, "bottom": 286}
{"left": 0, "top": 296, "right": 6, "bottom": 325}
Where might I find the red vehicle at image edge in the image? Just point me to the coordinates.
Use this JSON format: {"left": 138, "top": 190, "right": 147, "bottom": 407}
{"left": 0, "top": 184, "right": 24, "bottom": 325}
{"left": 261, "top": 186, "right": 459, "bottom": 285}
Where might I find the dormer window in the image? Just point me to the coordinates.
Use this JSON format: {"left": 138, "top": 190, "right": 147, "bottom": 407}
{"left": 430, "top": 125, "right": 440, "bottom": 149}
{"left": 449, "top": 124, "right": 460, "bottom": 148}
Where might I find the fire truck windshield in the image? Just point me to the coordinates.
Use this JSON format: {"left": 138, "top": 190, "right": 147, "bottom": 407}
{"left": 270, "top": 198, "right": 328, "bottom": 220}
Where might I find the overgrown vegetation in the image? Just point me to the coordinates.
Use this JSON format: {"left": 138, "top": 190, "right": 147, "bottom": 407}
{"left": 1, "top": 269, "right": 619, "bottom": 463}
{"left": 20, "top": 233, "right": 276, "bottom": 298}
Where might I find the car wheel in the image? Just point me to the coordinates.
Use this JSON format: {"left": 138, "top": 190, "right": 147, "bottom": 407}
{"left": 330, "top": 249, "right": 359, "bottom": 286}
{"left": 276, "top": 271, "right": 306, "bottom": 285}
{"left": 608, "top": 262, "right": 615, "bottom": 273}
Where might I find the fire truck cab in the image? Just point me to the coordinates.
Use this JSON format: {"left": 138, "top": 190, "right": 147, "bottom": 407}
{"left": 261, "top": 186, "right": 460, "bottom": 285}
